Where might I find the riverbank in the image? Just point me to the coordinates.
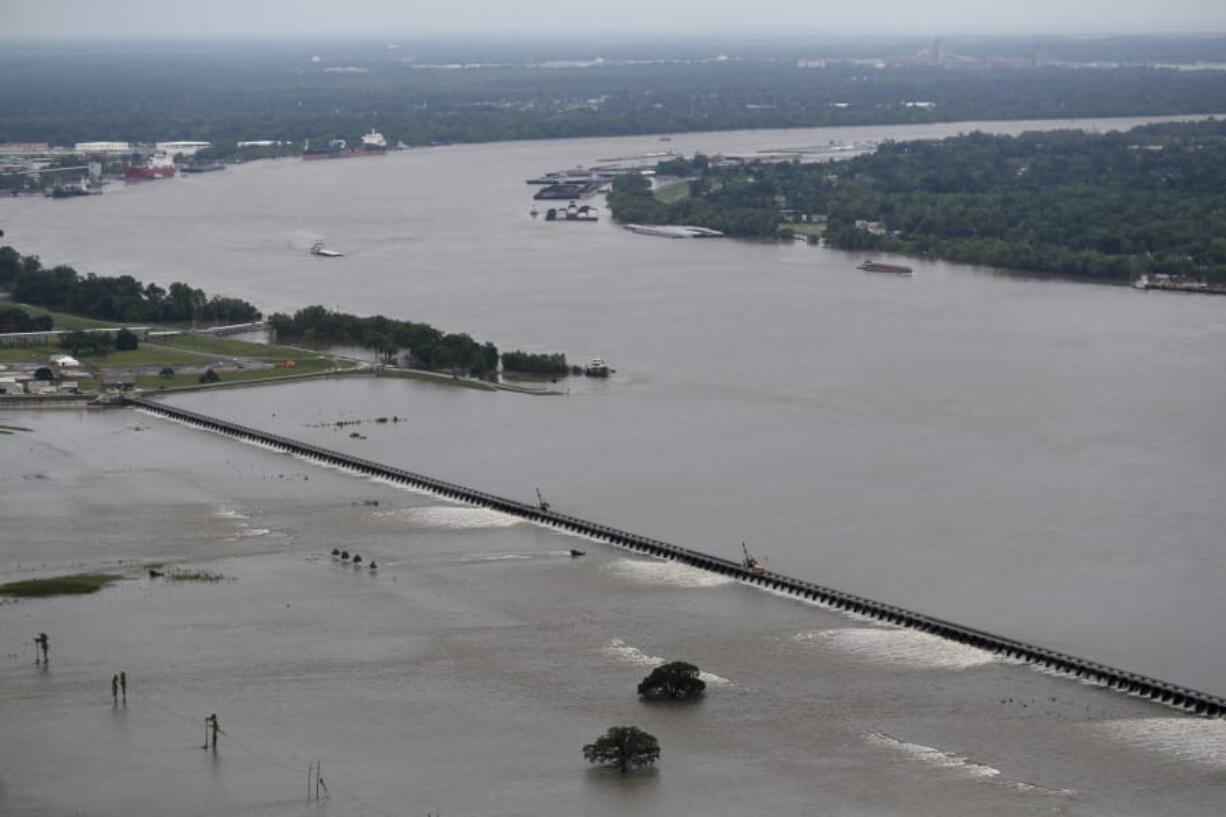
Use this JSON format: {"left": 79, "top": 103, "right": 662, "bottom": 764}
{"left": 611, "top": 118, "right": 1226, "bottom": 287}
{"left": 1, "top": 302, "right": 563, "bottom": 400}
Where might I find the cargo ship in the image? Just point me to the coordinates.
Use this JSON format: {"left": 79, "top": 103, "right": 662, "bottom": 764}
{"left": 857, "top": 259, "right": 913, "bottom": 275}
{"left": 303, "top": 130, "right": 388, "bottom": 160}
{"left": 124, "top": 159, "right": 176, "bottom": 180}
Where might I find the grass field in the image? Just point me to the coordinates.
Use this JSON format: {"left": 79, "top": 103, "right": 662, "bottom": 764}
{"left": 0, "top": 348, "right": 56, "bottom": 364}
{"left": 654, "top": 179, "right": 691, "bottom": 203}
{"left": 1, "top": 329, "right": 330, "bottom": 370}
{"left": 8, "top": 304, "right": 121, "bottom": 330}
{"left": 135, "top": 356, "right": 348, "bottom": 391}
{"left": 0, "top": 573, "right": 123, "bottom": 598}
{"left": 780, "top": 223, "right": 826, "bottom": 237}
{"left": 155, "top": 335, "right": 318, "bottom": 360}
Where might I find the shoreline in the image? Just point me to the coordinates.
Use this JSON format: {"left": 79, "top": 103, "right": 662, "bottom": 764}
{"left": 0, "top": 365, "right": 563, "bottom": 409}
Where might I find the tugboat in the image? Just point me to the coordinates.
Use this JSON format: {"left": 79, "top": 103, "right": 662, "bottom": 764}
{"left": 310, "top": 241, "right": 344, "bottom": 258}
{"left": 584, "top": 358, "right": 610, "bottom": 377}
{"left": 741, "top": 542, "right": 766, "bottom": 576}
{"left": 358, "top": 129, "right": 388, "bottom": 154}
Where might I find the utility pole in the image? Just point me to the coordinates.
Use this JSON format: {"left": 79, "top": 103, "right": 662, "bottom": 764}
{"left": 308, "top": 759, "right": 327, "bottom": 800}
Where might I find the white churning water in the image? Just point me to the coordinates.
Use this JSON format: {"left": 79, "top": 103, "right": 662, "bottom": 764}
{"left": 796, "top": 627, "right": 998, "bottom": 670}
{"left": 602, "top": 638, "right": 732, "bottom": 686}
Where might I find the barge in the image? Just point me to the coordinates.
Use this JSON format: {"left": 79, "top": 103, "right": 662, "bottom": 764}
{"left": 857, "top": 260, "right": 913, "bottom": 275}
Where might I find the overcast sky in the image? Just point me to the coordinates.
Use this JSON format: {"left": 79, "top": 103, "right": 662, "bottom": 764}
{"left": 5, "top": 0, "right": 1225, "bottom": 39}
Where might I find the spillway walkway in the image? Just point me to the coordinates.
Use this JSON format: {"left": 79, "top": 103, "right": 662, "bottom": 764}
{"left": 126, "top": 395, "right": 1226, "bottom": 718}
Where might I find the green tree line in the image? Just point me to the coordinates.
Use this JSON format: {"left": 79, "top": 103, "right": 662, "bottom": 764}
{"left": 500, "top": 350, "right": 569, "bottom": 376}
{"left": 267, "top": 306, "right": 501, "bottom": 377}
{"left": 0, "top": 246, "right": 261, "bottom": 324}
{"left": 6, "top": 44, "right": 1226, "bottom": 148}
{"left": 612, "top": 118, "right": 1226, "bottom": 282}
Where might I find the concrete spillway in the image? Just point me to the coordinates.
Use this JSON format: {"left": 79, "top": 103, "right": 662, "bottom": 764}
{"left": 126, "top": 395, "right": 1226, "bottom": 718}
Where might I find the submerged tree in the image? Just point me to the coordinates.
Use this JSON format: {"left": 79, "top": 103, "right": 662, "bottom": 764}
{"left": 637, "top": 661, "right": 706, "bottom": 701}
{"left": 582, "top": 725, "right": 660, "bottom": 773}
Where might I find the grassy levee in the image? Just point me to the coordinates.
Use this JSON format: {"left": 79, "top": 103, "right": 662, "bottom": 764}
{"left": 8, "top": 304, "right": 122, "bottom": 331}
{"left": 0, "top": 573, "right": 123, "bottom": 598}
{"left": 654, "top": 179, "right": 691, "bottom": 203}
{"left": 137, "top": 357, "right": 357, "bottom": 393}
{"left": 154, "top": 335, "right": 309, "bottom": 360}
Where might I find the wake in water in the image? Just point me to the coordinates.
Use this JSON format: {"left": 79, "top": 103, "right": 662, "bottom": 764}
{"left": 796, "top": 627, "right": 997, "bottom": 670}
{"left": 863, "top": 731, "right": 1074, "bottom": 796}
{"left": 1095, "top": 717, "right": 1226, "bottom": 768}
{"left": 373, "top": 505, "right": 520, "bottom": 529}
{"left": 606, "top": 557, "right": 734, "bottom": 589}
{"left": 602, "top": 638, "right": 731, "bottom": 686}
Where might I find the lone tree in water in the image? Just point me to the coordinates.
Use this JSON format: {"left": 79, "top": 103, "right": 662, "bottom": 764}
{"left": 583, "top": 725, "right": 660, "bottom": 773}
{"left": 637, "top": 661, "right": 706, "bottom": 701}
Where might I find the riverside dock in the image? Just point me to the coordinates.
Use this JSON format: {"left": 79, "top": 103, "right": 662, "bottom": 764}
{"left": 125, "top": 395, "right": 1226, "bottom": 718}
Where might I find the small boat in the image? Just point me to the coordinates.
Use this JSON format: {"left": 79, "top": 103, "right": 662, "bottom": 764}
{"left": 569, "top": 549, "right": 586, "bottom": 558}
{"left": 584, "top": 358, "right": 610, "bottom": 377}
{"left": 529, "top": 206, "right": 539, "bottom": 217}
{"left": 857, "top": 259, "right": 912, "bottom": 275}
{"left": 310, "top": 241, "right": 344, "bottom": 258}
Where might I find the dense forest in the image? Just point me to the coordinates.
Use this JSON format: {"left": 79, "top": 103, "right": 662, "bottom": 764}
{"left": 610, "top": 118, "right": 1226, "bottom": 282}
{"left": 0, "top": 305, "right": 53, "bottom": 333}
{"left": 0, "top": 246, "right": 262, "bottom": 323}
{"left": 4, "top": 39, "right": 1226, "bottom": 150}
{"left": 500, "top": 351, "right": 570, "bottom": 376}
{"left": 267, "top": 306, "right": 501, "bottom": 377}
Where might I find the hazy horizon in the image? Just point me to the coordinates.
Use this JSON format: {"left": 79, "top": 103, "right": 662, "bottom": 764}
{"left": 5, "top": 0, "right": 1226, "bottom": 41}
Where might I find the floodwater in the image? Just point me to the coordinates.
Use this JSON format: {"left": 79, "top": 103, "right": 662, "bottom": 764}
{"left": 3, "top": 114, "right": 1226, "bottom": 813}
{"left": 3, "top": 411, "right": 1226, "bottom": 817}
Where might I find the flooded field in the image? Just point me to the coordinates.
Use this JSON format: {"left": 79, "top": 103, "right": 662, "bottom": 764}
{"left": 3, "top": 410, "right": 1225, "bottom": 816}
